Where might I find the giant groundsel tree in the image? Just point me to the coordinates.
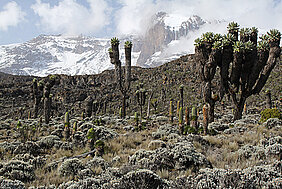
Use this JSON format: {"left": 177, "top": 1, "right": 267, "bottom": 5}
{"left": 109, "top": 38, "right": 132, "bottom": 118}
{"left": 195, "top": 22, "right": 281, "bottom": 121}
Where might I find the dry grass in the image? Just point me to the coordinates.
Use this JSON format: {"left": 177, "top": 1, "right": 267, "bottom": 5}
{"left": 202, "top": 123, "right": 281, "bottom": 170}
{"left": 205, "top": 135, "right": 222, "bottom": 147}
{"left": 91, "top": 166, "right": 103, "bottom": 175}
{"left": 25, "top": 147, "right": 89, "bottom": 187}
{"left": 103, "top": 129, "right": 155, "bottom": 166}
{"left": 24, "top": 127, "right": 156, "bottom": 187}
{"left": 156, "top": 167, "right": 194, "bottom": 180}
{"left": 26, "top": 169, "right": 70, "bottom": 188}
{"left": 193, "top": 141, "right": 204, "bottom": 153}
{"left": 156, "top": 169, "right": 170, "bottom": 179}
{"left": 222, "top": 141, "right": 239, "bottom": 152}
{"left": 3, "top": 115, "right": 281, "bottom": 188}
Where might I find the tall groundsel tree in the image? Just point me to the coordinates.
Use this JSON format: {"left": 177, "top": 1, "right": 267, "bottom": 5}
{"left": 194, "top": 22, "right": 281, "bottom": 121}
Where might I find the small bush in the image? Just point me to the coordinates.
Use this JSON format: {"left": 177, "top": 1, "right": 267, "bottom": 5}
{"left": 260, "top": 108, "right": 281, "bottom": 123}
{"left": 184, "top": 125, "right": 199, "bottom": 134}
{"left": 58, "top": 158, "right": 84, "bottom": 177}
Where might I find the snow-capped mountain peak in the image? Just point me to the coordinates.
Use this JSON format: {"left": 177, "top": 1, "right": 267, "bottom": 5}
{"left": 0, "top": 35, "right": 140, "bottom": 76}
{"left": 0, "top": 13, "right": 220, "bottom": 76}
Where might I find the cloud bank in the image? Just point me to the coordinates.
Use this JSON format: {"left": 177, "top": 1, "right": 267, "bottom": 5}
{"left": 31, "top": 0, "right": 110, "bottom": 35}
{"left": 1, "top": 0, "right": 281, "bottom": 48}
{"left": 115, "top": 0, "right": 282, "bottom": 35}
{"left": 0, "top": 1, "right": 26, "bottom": 31}
{"left": 29, "top": 0, "right": 282, "bottom": 38}
{"left": 114, "top": 0, "right": 282, "bottom": 58}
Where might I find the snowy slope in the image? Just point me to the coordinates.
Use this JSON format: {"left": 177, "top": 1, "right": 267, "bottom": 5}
{"left": 0, "top": 35, "right": 140, "bottom": 76}
{"left": 0, "top": 13, "right": 220, "bottom": 76}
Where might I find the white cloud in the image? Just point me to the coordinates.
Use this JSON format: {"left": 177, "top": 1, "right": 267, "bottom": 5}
{"left": 31, "top": 0, "right": 110, "bottom": 35}
{"left": 160, "top": 22, "right": 228, "bottom": 57}
{"left": 115, "top": 0, "right": 282, "bottom": 35}
{"left": 114, "top": 0, "right": 157, "bottom": 36}
{"left": 0, "top": 1, "right": 25, "bottom": 31}
{"left": 114, "top": 0, "right": 282, "bottom": 60}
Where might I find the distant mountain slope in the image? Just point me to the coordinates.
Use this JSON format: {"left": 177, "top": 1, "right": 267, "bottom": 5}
{"left": 0, "top": 13, "right": 220, "bottom": 76}
{"left": 0, "top": 35, "right": 140, "bottom": 76}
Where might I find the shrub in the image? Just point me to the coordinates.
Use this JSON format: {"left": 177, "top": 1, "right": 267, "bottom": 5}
{"left": 58, "top": 158, "right": 84, "bottom": 177}
{"left": 87, "top": 128, "right": 96, "bottom": 140}
{"left": 184, "top": 125, "right": 198, "bottom": 134}
{"left": 260, "top": 108, "right": 281, "bottom": 123}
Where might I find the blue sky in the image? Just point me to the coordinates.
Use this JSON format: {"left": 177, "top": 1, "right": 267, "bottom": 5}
{"left": 0, "top": 0, "right": 281, "bottom": 45}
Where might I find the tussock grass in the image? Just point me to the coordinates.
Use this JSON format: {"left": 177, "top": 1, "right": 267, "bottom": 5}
{"left": 156, "top": 168, "right": 194, "bottom": 180}
{"left": 201, "top": 123, "right": 281, "bottom": 170}
{"left": 103, "top": 129, "right": 154, "bottom": 166}
{"left": 27, "top": 169, "right": 70, "bottom": 188}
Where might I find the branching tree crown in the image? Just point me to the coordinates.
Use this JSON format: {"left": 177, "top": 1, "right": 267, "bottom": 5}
{"left": 194, "top": 23, "right": 281, "bottom": 120}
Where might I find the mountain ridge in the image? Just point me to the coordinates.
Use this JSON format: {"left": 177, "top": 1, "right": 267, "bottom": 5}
{"left": 0, "top": 13, "right": 215, "bottom": 76}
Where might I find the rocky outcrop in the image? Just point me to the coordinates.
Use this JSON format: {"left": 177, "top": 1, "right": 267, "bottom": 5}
{"left": 137, "top": 13, "right": 206, "bottom": 67}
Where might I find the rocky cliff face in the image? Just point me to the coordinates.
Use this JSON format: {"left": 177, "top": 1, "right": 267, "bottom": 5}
{"left": 137, "top": 13, "right": 207, "bottom": 67}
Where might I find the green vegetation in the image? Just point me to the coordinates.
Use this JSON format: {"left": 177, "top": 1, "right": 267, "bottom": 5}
{"left": 260, "top": 108, "right": 281, "bottom": 123}
{"left": 110, "top": 37, "right": 120, "bottom": 46}
{"left": 240, "top": 28, "right": 251, "bottom": 36}
{"left": 233, "top": 41, "right": 244, "bottom": 53}
{"left": 124, "top": 41, "right": 132, "bottom": 48}
{"left": 267, "top": 29, "right": 281, "bottom": 41}
{"left": 244, "top": 41, "right": 255, "bottom": 51}
{"left": 194, "top": 37, "right": 203, "bottom": 47}
{"left": 227, "top": 21, "right": 240, "bottom": 32}
{"left": 257, "top": 40, "right": 269, "bottom": 51}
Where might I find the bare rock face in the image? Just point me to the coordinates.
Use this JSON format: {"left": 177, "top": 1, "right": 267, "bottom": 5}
{"left": 137, "top": 13, "right": 206, "bottom": 67}
{"left": 137, "top": 21, "right": 167, "bottom": 67}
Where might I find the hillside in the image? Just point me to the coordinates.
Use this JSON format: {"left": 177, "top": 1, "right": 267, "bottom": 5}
{"left": 0, "top": 53, "right": 281, "bottom": 188}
